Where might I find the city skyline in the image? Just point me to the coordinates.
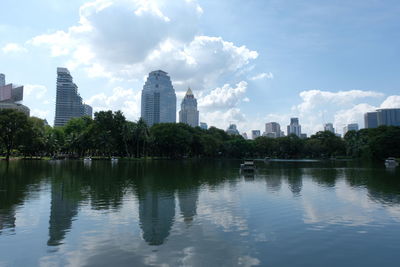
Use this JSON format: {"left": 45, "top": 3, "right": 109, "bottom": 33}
{"left": 1, "top": 0, "right": 399, "bottom": 135}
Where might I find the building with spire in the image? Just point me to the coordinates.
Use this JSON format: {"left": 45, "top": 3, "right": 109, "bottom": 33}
{"left": 54, "top": 68, "right": 91, "bottom": 126}
{"left": 141, "top": 70, "right": 176, "bottom": 126}
{"left": 179, "top": 88, "right": 199, "bottom": 127}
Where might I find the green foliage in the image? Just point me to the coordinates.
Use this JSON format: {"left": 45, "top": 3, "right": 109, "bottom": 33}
{"left": 1, "top": 109, "right": 399, "bottom": 160}
{"left": 0, "top": 109, "right": 31, "bottom": 160}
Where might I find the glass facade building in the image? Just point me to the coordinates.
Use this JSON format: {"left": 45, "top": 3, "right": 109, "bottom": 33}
{"left": 179, "top": 88, "right": 199, "bottom": 127}
{"left": 141, "top": 70, "right": 176, "bottom": 126}
{"left": 287, "top": 118, "right": 301, "bottom": 137}
{"left": 377, "top": 108, "right": 400, "bottom": 127}
{"left": 83, "top": 104, "right": 93, "bottom": 118}
{"left": 364, "top": 112, "right": 378, "bottom": 128}
{"left": 54, "top": 68, "right": 85, "bottom": 127}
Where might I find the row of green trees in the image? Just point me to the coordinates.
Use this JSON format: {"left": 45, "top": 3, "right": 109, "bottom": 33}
{"left": 1, "top": 109, "right": 399, "bottom": 160}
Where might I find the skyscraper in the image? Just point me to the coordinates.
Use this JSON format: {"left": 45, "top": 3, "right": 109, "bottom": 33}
{"left": 287, "top": 118, "right": 301, "bottom": 137}
{"left": 179, "top": 88, "right": 199, "bottom": 127}
{"left": 226, "top": 124, "right": 240, "bottom": 135}
{"left": 54, "top": 68, "right": 85, "bottom": 127}
{"left": 323, "top": 123, "right": 335, "bottom": 133}
{"left": 200, "top": 122, "right": 208, "bottom": 130}
{"left": 376, "top": 108, "right": 400, "bottom": 126}
{"left": 343, "top": 123, "right": 359, "bottom": 136}
{"left": 141, "top": 70, "right": 176, "bottom": 126}
{"left": 252, "top": 130, "right": 261, "bottom": 139}
{"left": 83, "top": 104, "right": 93, "bottom": 118}
{"left": 364, "top": 112, "right": 378, "bottom": 128}
{"left": 265, "top": 122, "right": 281, "bottom": 138}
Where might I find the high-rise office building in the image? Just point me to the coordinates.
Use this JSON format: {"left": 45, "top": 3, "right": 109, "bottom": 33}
{"left": 226, "top": 124, "right": 240, "bottom": 135}
{"left": 200, "top": 122, "right": 208, "bottom": 130}
{"left": 83, "top": 104, "right": 93, "bottom": 118}
{"left": 179, "top": 88, "right": 199, "bottom": 127}
{"left": 363, "top": 109, "right": 400, "bottom": 128}
{"left": 323, "top": 123, "right": 335, "bottom": 133}
{"left": 343, "top": 123, "right": 359, "bottom": 136}
{"left": 265, "top": 122, "right": 281, "bottom": 138}
{"left": 287, "top": 118, "right": 301, "bottom": 137}
{"left": 364, "top": 112, "right": 378, "bottom": 129}
{"left": 377, "top": 108, "right": 400, "bottom": 127}
{"left": 0, "top": 74, "right": 30, "bottom": 116}
{"left": 0, "top": 73, "right": 5, "bottom": 86}
{"left": 141, "top": 70, "right": 176, "bottom": 126}
{"left": 54, "top": 68, "right": 85, "bottom": 127}
{"left": 252, "top": 130, "right": 261, "bottom": 139}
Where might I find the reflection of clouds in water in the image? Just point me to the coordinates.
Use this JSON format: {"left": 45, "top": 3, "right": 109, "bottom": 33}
{"left": 197, "top": 185, "right": 249, "bottom": 233}
{"left": 302, "top": 180, "right": 400, "bottom": 227}
{"left": 238, "top": 255, "right": 261, "bottom": 266}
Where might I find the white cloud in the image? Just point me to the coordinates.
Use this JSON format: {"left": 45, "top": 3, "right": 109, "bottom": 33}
{"left": 2, "top": 43, "right": 28, "bottom": 54}
{"left": 201, "top": 108, "right": 247, "bottom": 131}
{"left": 24, "top": 84, "right": 48, "bottom": 99}
{"left": 199, "top": 81, "right": 248, "bottom": 110}
{"left": 31, "top": 109, "right": 49, "bottom": 119}
{"left": 334, "top": 103, "right": 376, "bottom": 132}
{"left": 296, "top": 89, "right": 383, "bottom": 113}
{"left": 380, "top": 95, "right": 400, "bottom": 108}
{"left": 28, "top": 0, "right": 258, "bottom": 90}
{"left": 250, "top": 72, "right": 273, "bottom": 81}
{"left": 86, "top": 87, "right": 141, "bottom": 120}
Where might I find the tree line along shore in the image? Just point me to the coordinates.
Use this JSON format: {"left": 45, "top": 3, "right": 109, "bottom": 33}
{"left": 0, "top": 109, "right": 399, "bottom": 161}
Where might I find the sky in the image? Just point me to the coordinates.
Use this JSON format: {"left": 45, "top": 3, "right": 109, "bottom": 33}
{"left": 1, "top": 0, "right": 399, "bottom": 136}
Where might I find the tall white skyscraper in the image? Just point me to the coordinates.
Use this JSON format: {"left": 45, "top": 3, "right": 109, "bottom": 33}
{"left": 323, "top": 123, "right": 335, "bottom": 133}
{"left": 265, "top": 122, "right": 281, "bottom": 138}
{"left": 179, "top": 88, "right": 199, "bottom": 127}
{"left": 141, "top": 70, "right": 176, "bottom": 126}
{"left": 287, "top": 118, "right": 301, "bottom": 137}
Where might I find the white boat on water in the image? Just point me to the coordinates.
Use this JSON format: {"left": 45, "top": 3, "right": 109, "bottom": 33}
{"left": 84, "top": 156, "right": 92, "bottom": 161}
{"left": 385, "top": 157, "right": 399, "bottom": 168}
{"left": 240, "top": 160, "right": 255, "bottom": 172}
{"left": 111, "top": 156, "right": 118, "bottom": 162}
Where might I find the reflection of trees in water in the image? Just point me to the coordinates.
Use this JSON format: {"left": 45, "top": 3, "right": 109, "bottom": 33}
{"left": 0, "top": 161, "right": 48, "bottom": 234}
{"left": 309, "top": 168, "right": 339, "bottom": 187}
{"left": 344, "top": 168, "right": 400, "bottom": 205}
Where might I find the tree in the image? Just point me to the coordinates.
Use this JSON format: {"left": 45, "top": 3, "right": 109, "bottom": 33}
{"left": 0, "top": 109, "right": 30, "bottom": 160}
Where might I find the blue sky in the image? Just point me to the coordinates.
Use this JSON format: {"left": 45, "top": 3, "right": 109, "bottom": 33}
{"left": 1, "top": 0, "right": 399, "bottom": 135}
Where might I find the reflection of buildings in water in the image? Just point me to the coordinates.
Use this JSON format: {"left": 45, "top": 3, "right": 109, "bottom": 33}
{"left": 286, "top": 169, "right": 303, "bottom": 196}
{"left": 139, "top": 190, "right": 175, "bottom": 246}
{"left": 177, "top": 188, "right": 199, "bottom": 223}
{"left": 265, "top": 175, "right": 282, "bottom": 192}
{"left": 47, "top": 183, "right": 79, "bottom": 246}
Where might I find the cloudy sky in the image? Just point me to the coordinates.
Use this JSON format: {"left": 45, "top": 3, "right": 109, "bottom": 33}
{"left": 1, "top": 0, "right": 399, "bottom": 135}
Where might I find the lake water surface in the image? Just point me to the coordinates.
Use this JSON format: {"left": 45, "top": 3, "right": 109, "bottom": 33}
{"left": 1, "top": 160, "right": 400, "bottom": 266}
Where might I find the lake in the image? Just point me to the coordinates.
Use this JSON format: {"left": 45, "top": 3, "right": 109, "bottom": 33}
{"left": 1, "top": 159, "right": 399, "bottom": 266}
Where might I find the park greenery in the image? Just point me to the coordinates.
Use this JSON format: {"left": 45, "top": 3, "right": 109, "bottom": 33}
{"left": 0, "top": 109, "right": 399, "bottom": 161}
